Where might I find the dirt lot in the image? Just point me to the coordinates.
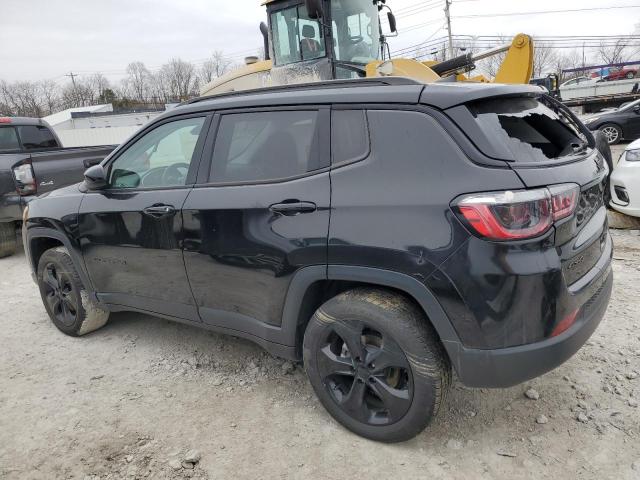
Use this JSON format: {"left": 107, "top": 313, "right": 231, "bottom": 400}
{"left": 0, "top": 230, "right": 639, "bottom": 480}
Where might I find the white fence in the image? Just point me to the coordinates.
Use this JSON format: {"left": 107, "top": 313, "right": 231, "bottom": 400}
{"left": 55, "top": 126, "right": 141, "bottom": 147}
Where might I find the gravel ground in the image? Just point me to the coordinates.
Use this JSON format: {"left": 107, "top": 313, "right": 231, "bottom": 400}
{"left": 0, "top": 231, "right": 639, "bottom": 480}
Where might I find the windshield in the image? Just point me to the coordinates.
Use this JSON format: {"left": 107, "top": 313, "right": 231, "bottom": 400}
{"left": 619, "top": 98, "right": 640, "bottom": 112}
{"left": 331, "top": 0, "right": 380, "bottom": 64}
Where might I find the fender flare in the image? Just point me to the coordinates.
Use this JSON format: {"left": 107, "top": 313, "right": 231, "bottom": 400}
{"left": 280, "top": 264, "right": 463, "bottom": 359}
{"left": 25, "top": 227, "right": 97, "bottom": 301}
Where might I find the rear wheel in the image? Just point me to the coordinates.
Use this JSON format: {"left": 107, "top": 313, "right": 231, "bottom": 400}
{"left": 626, "top": 71, "right": 635, "bottom": 79}
{"left": 0, "top": 222, "right": 17, "bottom": 259}
{"left": 303, "top": 288, "right": 451, "bottom": 443}
{"left": 600, "top": 124, "right": 622, "bottom": 145}
{"left": 37, "top": 246, "right": 109, "bottom": 336}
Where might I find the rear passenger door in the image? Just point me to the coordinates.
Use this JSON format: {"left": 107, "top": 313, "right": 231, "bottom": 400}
{"left": 182, "top": 107, "right": 330, "bottom": 332}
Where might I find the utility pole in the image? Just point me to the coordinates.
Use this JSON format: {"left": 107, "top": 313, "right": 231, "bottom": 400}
{"left": 65, "top": 72, "right": 78, "bottom": 89}
{"left": 66, "top": 72, "right": 80, "bottom": 107}
{"left": 444, "top": 0, "right": 454, "bottom": 59}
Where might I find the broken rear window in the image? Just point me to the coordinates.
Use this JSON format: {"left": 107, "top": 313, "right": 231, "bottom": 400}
{"left": 469, "top": 96, "right": 586, "bottom": 163}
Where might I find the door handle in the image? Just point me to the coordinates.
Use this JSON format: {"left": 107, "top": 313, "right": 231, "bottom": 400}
{"left": 269, "top": 200, "right": 317, "bottom": 216}
{"left": 143, "top": 204, "right": 176, "bottom": 218}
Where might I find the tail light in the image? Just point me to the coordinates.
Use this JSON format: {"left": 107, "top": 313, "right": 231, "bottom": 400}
{"left": 454, "top": 184, "right": 580, "bottom": 241}
{"left": 12, "top": 162, "right": 37, "bottom": 196}
{"left": 550, "top": 308, "right": 580, "bottom": 337}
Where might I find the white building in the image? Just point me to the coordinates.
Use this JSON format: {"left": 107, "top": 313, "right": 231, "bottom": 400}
{"left": 43, "top": 104, "right": 166, "bottom": 147}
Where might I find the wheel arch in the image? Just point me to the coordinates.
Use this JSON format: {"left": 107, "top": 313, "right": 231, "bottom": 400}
{"left": 281, "top": 265, "right": 462, "bottom": 362}
{"left": 26, "top": 228, "right": 96, "bottom": 301}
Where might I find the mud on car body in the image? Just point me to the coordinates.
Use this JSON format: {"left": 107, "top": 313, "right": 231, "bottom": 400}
{"left": 23, "top": 78, "right": 612, "bottom": 442}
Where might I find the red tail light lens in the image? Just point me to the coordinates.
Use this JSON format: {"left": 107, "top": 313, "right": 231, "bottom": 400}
{"left": 455, "top": 184, "right": 580, "bottom": 241}
{"left": 12, "top": 163, "right": 37, "bottom": 196}
{"left": 551, "top": 308, "right": 580, "bottom": 337}
{"left": 549, "top": 184, "right": 579, "bottom": 221}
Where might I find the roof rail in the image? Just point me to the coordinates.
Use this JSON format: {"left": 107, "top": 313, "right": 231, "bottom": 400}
{"left": 183, "top": 77, "right": 424, "bottom": 105}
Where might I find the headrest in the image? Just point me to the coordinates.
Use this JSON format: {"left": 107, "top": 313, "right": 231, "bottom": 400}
{"left": 302, "top": 24, "right": 315, "bottom": 39}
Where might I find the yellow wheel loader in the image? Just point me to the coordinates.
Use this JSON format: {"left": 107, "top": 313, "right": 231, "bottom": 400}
{"left": 200, "top": 0, "right": 533, "bottom": 96}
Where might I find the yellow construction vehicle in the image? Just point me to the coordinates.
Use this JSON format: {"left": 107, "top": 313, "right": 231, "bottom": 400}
{"left": 200, "top": 0, "right": 533, "bottom": 96}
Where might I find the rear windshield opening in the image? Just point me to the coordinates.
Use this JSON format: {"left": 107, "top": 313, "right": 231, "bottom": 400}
{"left": 470, "top": 97, "right": 586, "bottom": 163}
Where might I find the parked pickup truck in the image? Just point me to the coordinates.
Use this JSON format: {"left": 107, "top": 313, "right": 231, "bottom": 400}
{"left": 0, "top": 116, "right": 116, "bottom": 258}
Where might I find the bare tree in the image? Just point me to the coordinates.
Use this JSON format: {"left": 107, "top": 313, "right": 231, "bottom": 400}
{"left": 148, "top": 71, "right": 169, "bottom": 104}
{"left": 126, "top": 61, "right": 150, "bottom": 101}
{"left": 0, "top": 80, "right": 47, "bottom": 117}
{"left": 597, "top": 39, "right": 629, "bottom": 65}
{"left": 86, "top": 73, "right": 110, "bottom": 104}
{"left": 161, "top": 58, "right": 196, "bottom": 100}
{"left": 39, "top": 80, "right": 60, "bottom": 115}
{"left": 198, "top": 50, "right": 233, "bottom": 85}
{"left": 532, "top": 42, "right": 558, "bottom": 78}
{"left": 553, "top": 49, "right": 585, "bottom": 82}
{"left": 474, "top": 36, "right": 509, "bottom": 78}
{"left": 60, "top": 79, "right": 93, "bottom": 109}
{"left": 1, "top": 49, "right": 238, "bottom": 114}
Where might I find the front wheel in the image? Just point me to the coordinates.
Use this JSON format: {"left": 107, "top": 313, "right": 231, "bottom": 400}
{"left": 600, "top": 124, "right": 622, "bottom": 145}
{"left": 37, "top": 246, "right": 110, "bottom": 336}
{"left": 303, "top": 288, "right": 451, "bottom": 443}
{"left": 626, "top": 71, "right": 635, "bottom": 79}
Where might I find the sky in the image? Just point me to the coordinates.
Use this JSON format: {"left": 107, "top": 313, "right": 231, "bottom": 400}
{"left": 0, "top": 0, "right": 638, "bottom": 83}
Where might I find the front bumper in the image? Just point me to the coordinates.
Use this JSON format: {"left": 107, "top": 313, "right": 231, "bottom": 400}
{"left": 446, "top": 234, "right": 613, "bottom": 388}
{"left": 610, "top": 153, "right": 640, "bottom": 217}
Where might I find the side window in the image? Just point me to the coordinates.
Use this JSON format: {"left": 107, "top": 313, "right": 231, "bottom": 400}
{"left": 107, "top": 117, "right": 205, "bottom": 189}
{"left": 210, "top": 111, "right": 322, "bottom": 183}
{"left": 16, "top": 125, "right": 58, "bottom": 150}
{"left": 0, "top": 127, "right": 20, "bottom": 152}
{"left": 331, "top": 110, "right": 369, "bottom": 164}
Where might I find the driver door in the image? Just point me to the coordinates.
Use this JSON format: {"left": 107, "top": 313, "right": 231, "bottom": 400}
{"left": 78, "top": 114, "right": 211, "bottom": 321}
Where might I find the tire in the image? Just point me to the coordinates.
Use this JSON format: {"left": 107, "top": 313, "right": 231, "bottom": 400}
{"left": 626, "top": 71, "right": 635, "bottom": 79}
{"left": 303, "top": 288, "right": 451, "bottom": 443}
{"left": 37, "top": 246, "right": 109, "bottom": 336}
{"left": 0, "top": 222, "right": 17, "bottom": 259}
{"left": 600, "top": 123, "right": 622, "bottom": 145}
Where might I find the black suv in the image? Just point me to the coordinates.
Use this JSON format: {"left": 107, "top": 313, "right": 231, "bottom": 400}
{"left": 23, "top": 78, "right": 613, "bottom": 442}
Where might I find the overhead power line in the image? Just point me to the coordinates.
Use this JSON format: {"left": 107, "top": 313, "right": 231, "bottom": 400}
{"left": 454, "top": 5, "right": 640, "bottom": 19}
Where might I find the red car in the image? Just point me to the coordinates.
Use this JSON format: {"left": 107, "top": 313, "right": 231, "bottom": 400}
{"left": 604, "top": 67, "right": 637, "bottom": 81}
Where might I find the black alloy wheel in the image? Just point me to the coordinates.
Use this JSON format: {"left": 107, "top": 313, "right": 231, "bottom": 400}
{"left": 317, "top": 321, "right": 413, "bottom": 426}
{"left": 42, "top": 262, "right": 78, "bottom": 327}
{"left": 37, "top": 246, "right": 110, "bottom": 336}
{"left": 304, "top": 288, "right": 451, "bottom": 443}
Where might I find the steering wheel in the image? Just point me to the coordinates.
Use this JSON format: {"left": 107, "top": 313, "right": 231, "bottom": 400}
{"left": 161, "top": 163, "right": 190, "bottom": 186}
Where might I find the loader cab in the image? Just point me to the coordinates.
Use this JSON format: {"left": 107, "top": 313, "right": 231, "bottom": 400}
{"left": 265, "top": 0, "right": 384, "bottom": 82}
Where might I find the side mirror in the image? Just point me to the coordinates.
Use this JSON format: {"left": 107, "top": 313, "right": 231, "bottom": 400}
{"left": 305, "top": 0, "right": 322, "bottom": 19}
{"left": 84, "top": 164, "right": 107, "bottom": 190}
{"left": 387, "top": 12, "right": 397, "bottom": 33}
{"left": 634, "top": 105, "right": 640, "bottom": 113}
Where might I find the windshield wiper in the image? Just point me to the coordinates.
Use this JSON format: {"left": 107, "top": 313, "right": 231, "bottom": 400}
{"left": 334, "top": 61, "right": 367, "bottom": 75}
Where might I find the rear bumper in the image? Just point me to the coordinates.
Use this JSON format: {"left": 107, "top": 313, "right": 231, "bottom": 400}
{"left": 448, "top": 257, "right": 612, "bottom": 388}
